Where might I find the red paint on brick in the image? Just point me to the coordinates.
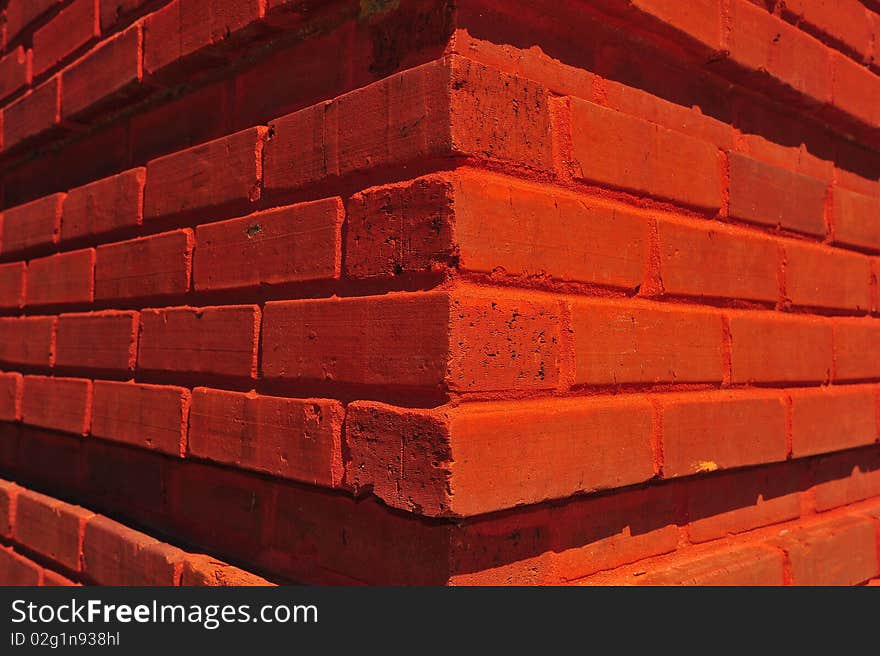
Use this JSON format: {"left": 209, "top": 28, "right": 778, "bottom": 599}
{"left": 62, "top": 168, "right": 145, "bottom": 242}
{"left": 25, "top": 249, "right": 95, "bottom": 307}
{"left": 21, "top": 376, "right": 92, "bottom": 436}
{"left": 95, "top": 229, "right": 193, "bottom": 301}
{"left": 55, "top": 311, "right": 138, "bottom": 373}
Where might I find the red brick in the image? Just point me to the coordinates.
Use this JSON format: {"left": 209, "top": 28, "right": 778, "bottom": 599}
{"left": 661, "top": 390, "right": 788, "bottom": 478}
{"left": 130, "top": 78, "right": 231, "bottom": 164}
{"left": 812, "top": 449, "right": 880, "bottom": 512}
{"left": 569, "top": 98, "right": 721, "bottom": 211}
{"left": 82, "top": 515, "right": 183, "bottom": 585}
{"left": 0, "top": 46, "right": 31, "bottom": 103}
{"left": 32, "top": 0, "right": 100, "bottom": 77}
{"left": 91, "top": 381, "right": 189, "bottom": 456}
{"left": 726, "top": 0, "right": 832, "bottom": 104}
{"left": 61, "top": 23, "right": 142, "bottom": 120}
{"left": 262, "top": 290, "right": 561, "bottom": 392}
{"left": 781, "top": 0, "right": 873, "bottom": 60}
{"left": 0, "top": 193, "right": 63, "bottom": 256}
{"left": 181, "top": 554, "right": 273, "bottom": 586}
{"left": 784, "top": 242, "right": 872, "bottom": 311}
{"left": 99, "top": 0, "right": 151, "bottom": 31}
{"left": 790, "top": 386, "right": 878, "bottom": 458}
{"left": 657, "top": 219, "right": 779, "bottom": 302}
{"left": 55, "top": 311, "right": 138, "bottom": 373}
{"left": 138, "top": 305, "right": 260, "bottom": 379}
{"left": 25, "top": 248, "right": 95, "bottom": 307}
{"left": 728, "top": 313, "right": 833, "bottom": 383}
{"left": 345, "top": 396, "right": 655, "bottom": 517}
{"left": 188, "top": 388, "right": 344, "bottom": 486}
{"left": 829, "top": 51, "right": 880, "bottom": 128}
{"left": 832, "top": 187, "right": 880, "bottom": 252}
{"left": 0, "top": 373, "right": 23, "bottom": 422}
{"left": 264, "top": 56, "right": 552, "bottom": 194}
{"left": 450, "top": 172, "right": 649, "bottom": 289}
{"left": 630, "top": 546, "right": 785, "bottom": 586}
{"left": 143, "top": 0, "right": 264, "bottom": 77}
{"left": 194, "top": 199, "right": 343, "bottom": 291}
{"left": 145, "top": 126, "right": 267, "bottom": 220}
{"left": 2, "top": 76, "right": 61, "bottom": 151}
{"left": 41, "top": 570, "right": 76, "bottom": 586}
{"left": 5, "top": 0, "right": 62, "bottom": 44}
{"left": 0, "top": 547, "right": 41, "bottom": 585}
{"left": 774, "top": 515, "right": 879, "bottom": 585}
{"left": 834, "top": 318, "right": 880, "bottom": 381}
{"left": 62, "top": 168, "right": 145, "bottom": 242}
{"left": 570, "top": 301, "right": 724, "bottom": 385}
{"left": 14, "top": 489, "right": 93, "bottom": 571}
{"left": 728, "top": 152, "right": 828, "bottom": 236}
{"left": 0, "top": 480, "right": 18, "bottom": 539}
{"left": 22, "top": 376, "right": 91, "bottom": 436}
{"left": 685, "top": 463, "right": 803, "bottom": 543}
{"left": 0, "top": 316, "right": 56, "bottom": 368}
{"left": 95, "top": 230, "right": 193, "bottom": 301}
{"left": 0, "top": 262, "right": 26, "bottom": 309}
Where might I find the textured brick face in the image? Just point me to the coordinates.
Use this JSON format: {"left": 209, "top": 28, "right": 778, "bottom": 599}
{"left": 0, "top": 0, "right": 879, "bottom": 588}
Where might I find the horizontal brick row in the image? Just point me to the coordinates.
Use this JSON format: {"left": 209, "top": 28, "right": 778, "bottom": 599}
{"left": 0, "top": 477, "right": 272, "bottom": 585}
{"left": 577, "top": 503, "right": 880, "bottom": 586}
{"left": 1, "top": 423, "right": 878, "bottom": 583}
{"left": 1, "top": 364, "right": 877, "bottom": 515}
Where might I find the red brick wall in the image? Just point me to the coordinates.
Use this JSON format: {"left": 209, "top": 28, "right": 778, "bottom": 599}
{"left": 0, "top": 0, "right": 879, "bottom": 585}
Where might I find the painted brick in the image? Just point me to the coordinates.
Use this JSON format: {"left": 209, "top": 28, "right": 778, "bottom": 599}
{"left": 0, "top": 373, "right": 23, "bottom": 422}
{"left": 790, "top": 386, "right": 878, "bottom": 458}
{"left": 0, "top": 193, "right": 63, "bottom": 256}
{"left": 0, "top": 317, "right": 56, "bottom": 368}
{"left": 632, "top": 546, "right": 785, "bottom": 586}
{"left": 685, "top": 463, "right": 803, "bottom": 543}
{"left": 138, "top": 305, "right": 260, "bottom": 379}
{"left": 55, "top": 311, "right": 138, "bottom": 373}
{"left": 95, "top": 230, "right": 193, "bottom": 301}
{"left": 14, "top": 489, "right": 93, "bottom": 571}
{"left": 21, "top": 376, "right": 92, "bottom": 436}
{"left": 83, "top": 516, "right": 183, "bottom": 585}
{"left": 264, "top": 56, "right": 552, "bottom": 193}
{"left": 660, "top": 390, "right": 788, "bottom": 478}
{"left": 61, "top": 23, "right": 142, "bottom": 120}
{"left": 0, "top": 47, "right": 31, "bottom": 103}
{"left": 262, "top": 289, "right": 561, "bottom": 392}
{"left": 569, "top": 98, "right": 721, "bottom": 211}
{"left": 726, "top": 0, "right": 832, "bottom": 104}
{"left": 91, "top": 381, "right": 190, "bottom": 456}
{"left": 0, "top": 480, "right": 17, "bottom": 539}
{"left": 345, "top": 396, "right": 655, "bottom": 517}
{"left": 32, "top": 0, "right": 100, "bottom": 77}
{"left": 812, "top": 449, "right": 880, "bottom": 512}
{"left": 657, "top": 219, "right": 779, "bottom": 302}
{"left": 62, "top": 168, "right": 145, "bottom": 242}
{"left": 728, "top": 153, "right": 828, "bottom": 236}
{"left": 774, "top": 516, "right": 879, "bottom": 585}
{"left": 781, "top": 0, "right": 873, "bottom": 60}
{"left": 784, "top": 242, "right": 872, "bottom": 311}
{"left": 194, "top": 199, "right": 343, "bottom": 291}
{"left": 834, "top": 319, "right": 880, "bottom": 381}
{"left": 188, "top": 388, "right": 344, "bottom": 487}
{"left": 2, "top": 76, "right": 60, "bottom": 150}
{"left": 829, "top": 51, "right": 880, "bottom": 129}
{"left": 25, "top": 249, "right": 95, "bottom": 307}
{"left": 5, "top": 1, "right": 62, "bottom": 44}
{"left": 181, "top": 554, "right": 273, "bottom": 586}
{"left": 451, "top": 172, "right": 649, "bottom": 289}
{"left": 144, "top": 126, "right": 267, "bottom": 220}
{"left": 0, "top": 548, "right": 41, "bottom": 585}
{"left": 728, "top": 313, "right": 833, "bottom": 383}
{"left": 144, "top": 0, "right": 264, "bottom": 77}
{"left": 832, "top": 187, "right": 880, "bottom": 252}
{"left": 42, "top": 571, "right": 77, "bottom": 586}
{"left": 99, "top": 0, "right": 151, "bottom": 31}
{"left": 570, "top": 301, "right": 724, "bottom": 385}
{"left": 0, "top": 262, "right": 26, "bottom": 309}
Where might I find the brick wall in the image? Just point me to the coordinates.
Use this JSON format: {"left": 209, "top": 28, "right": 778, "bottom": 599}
{"left": 0, "top": 0, "right": 879, "bottom": 585}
